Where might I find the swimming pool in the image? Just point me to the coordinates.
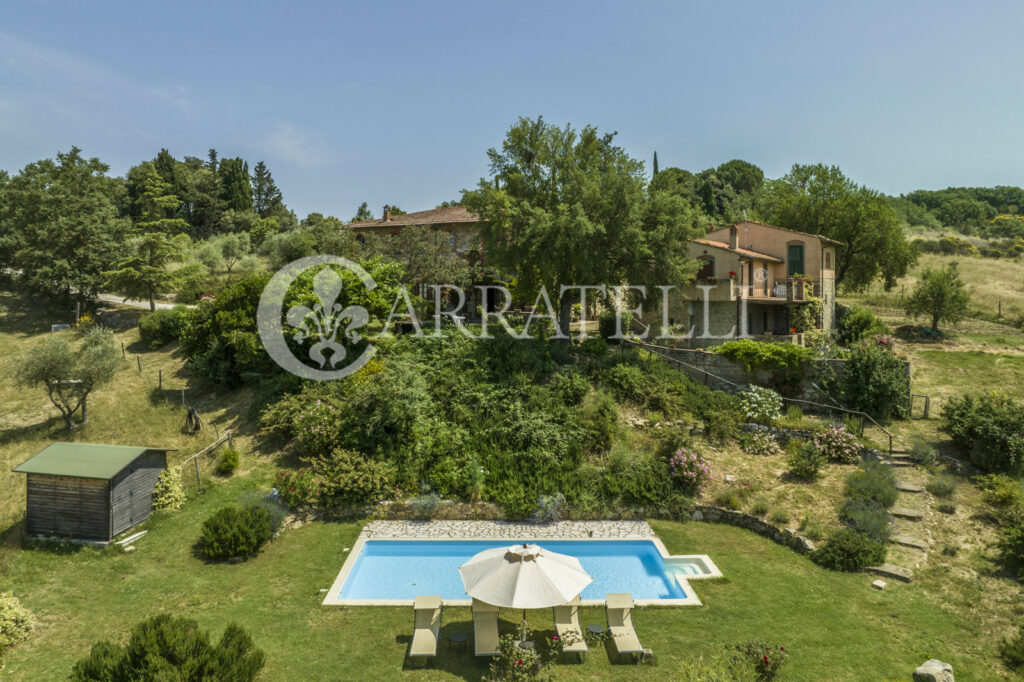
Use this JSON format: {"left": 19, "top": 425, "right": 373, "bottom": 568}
{"left": 325, "top": 538, "right": 721, "bottom": 606}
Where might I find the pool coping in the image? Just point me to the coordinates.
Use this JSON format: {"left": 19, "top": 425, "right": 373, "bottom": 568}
{"left": 323, "top": 534, "right": 722, "bottom": 607}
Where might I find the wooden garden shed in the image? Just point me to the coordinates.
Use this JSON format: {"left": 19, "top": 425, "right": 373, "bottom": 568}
{"left": 13, "top": 442, "right": 173, "bottom": 543}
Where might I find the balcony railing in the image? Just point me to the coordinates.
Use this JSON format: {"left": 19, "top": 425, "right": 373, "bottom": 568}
{"left": 770, "top": 278, "right": 821, "bottom": 302}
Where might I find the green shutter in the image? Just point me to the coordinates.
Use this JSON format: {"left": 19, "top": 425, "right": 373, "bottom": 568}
{"left": 787, "top": 244, "right": 804, "bottom": 277}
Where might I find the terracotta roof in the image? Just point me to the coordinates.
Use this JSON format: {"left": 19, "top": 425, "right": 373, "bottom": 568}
{"left": 693, "top": 239, "right": 784, "bottom": 263}
{"left": 343, "top": 206, "right": 481, "bottom": 229}
{"left": 712, "top": 220, "right": 844, "bottom": 246}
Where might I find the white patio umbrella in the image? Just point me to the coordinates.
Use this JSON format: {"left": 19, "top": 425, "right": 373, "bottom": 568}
{"left": 459, "top": 543, "right": 593, "bottom": 638}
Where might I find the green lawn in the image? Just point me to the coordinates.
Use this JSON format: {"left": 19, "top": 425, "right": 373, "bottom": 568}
{"left": 0, "top": 474, "right": 1008, "bottom": 680}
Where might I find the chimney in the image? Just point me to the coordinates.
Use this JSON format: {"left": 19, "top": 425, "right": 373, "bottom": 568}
{"left": 729, "top": 224, "right": 739, "bottom": 250}
{"left": 383, "top": 205, "right": 391, "bottom": 222}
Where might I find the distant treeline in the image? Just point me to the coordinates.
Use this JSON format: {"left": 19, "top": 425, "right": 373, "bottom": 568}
{"left": 890, "top": 186, "right": 1024, "bottom": 239}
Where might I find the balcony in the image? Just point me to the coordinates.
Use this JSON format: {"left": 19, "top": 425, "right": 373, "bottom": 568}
{"left": 770, "top": 278, "right": 821, "bottom": 302}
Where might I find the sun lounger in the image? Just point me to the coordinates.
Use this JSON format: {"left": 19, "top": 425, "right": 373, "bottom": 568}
{"left": 410, "top": 595, "right": 442, "bottom": 663}
{"left": 606, "top": 593, "right": 644, "bottom": 661}
{"left": 472, "top": 598, "right": 500, "bottom": 657}
{"left": 552, "top": 595, "right": 588, "bottom": 662}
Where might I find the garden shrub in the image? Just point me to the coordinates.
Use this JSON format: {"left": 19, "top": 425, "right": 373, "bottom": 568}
{"left": 844, "top": 459, "right": 897, "bottom": 508}
{"left": 997, "top": 507, "right": 1024, "bottom": 580}
{"left": 172, "top": 261, "right": 212, "bottom": 304}
{"left": 310, "top": 448, "right": 395, "bottom": 508}
{"left": 768, "top": 509, "right": 790, "bottom": 525}
{"left": 743, "top": 432, "right": 784, "bottom": 457}
{"left": 839, "top": 344, "right": 909, "bottom": 421}
{"left": 580, "top": 391, "right": 618, "bottom": 453}
{"left": 798, "top": 516, "right": 824, "bottom": 542}
{"left": 909, "top": 439, "right": 938, "bottom": 466}
{"left": 978, "top": 474, "right": 1024, "bottom": 513}
{"left": 676, "top": 648, "right": 759, "bottom": 682}
{"left": 408, "top": 492, "right": 442, "bottom": 519}
{"left": 750, "top": 497, "right": 769, "bottom": 516}
{"left": 533, "top": 493, "right": 566, "bottom": 522}
{"left": 668, "top": 447, "right": 712, "bottom": 495}
{"left": 739, "top": 385, "right": 783, "bottom": 425}
{"left": 838, "top": 498, "right": 892, "bottom": 543}
{"left": 487, "top": 630, "right": 547, "bottom": 681}
{"left": 812, "top": 424, "right": 862, "bottom": 463}
{"left": 151, "top": 467, "right": 185, "bottom": 512}
{"left": 578, "top": 336, "right": 608, "bottom": 356}
{"left": 925, "top": 475, "right": 957, "bottom": 499}
{"left": 598, "top": 308, "right": 632, "bottom": 341}
{"left": 1001, "top": 622, "right": 1024, "bottom": 673}
{"left": 942, "top": 393, "right": 1024, "bottom": 474}
{"left": 729, "top": 640, "right": 789, "bottom": 682}
{"left": 199, "top": 505, "right": 274, "bottom": 560}
{"left": 0, "top": 592, "right": 34, "bottom": 657}
{"left": 275, "top": 468, "right": 319, "bottom": 508}
{"left": 836, "top": 305, "right": 891, "bottom": 345}
{"left": 714, "top": 488, "right": 743, "bottom": 510}
{"left": 137, "top": 306, "right": 189, "bottom": 350}
{"left": 216, "top": 448, "right": 240, "bottom": 476}
{"left": 811, "top": 528, "right": 886, "bottom": 571}
{"left": 786, "top": 443, "right": 825, "bottom": 481}
{"left": 937, "top": 503, "right": 957, "bottom": 514}
{"left": 548, "top": 369, "right": 589, "bottom": 406}
{"left": 70, "top": 614, "right": 264, "bottom": 682}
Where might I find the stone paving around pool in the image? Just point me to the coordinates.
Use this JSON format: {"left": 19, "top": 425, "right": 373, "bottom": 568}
{"left": 361, "top": 519, "right": 656, "bottom": 540}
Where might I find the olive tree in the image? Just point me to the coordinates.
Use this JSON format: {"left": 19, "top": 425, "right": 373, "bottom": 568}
{"left": 14, "top": 327, "right": 121, "bottom": 429}
{"left": 904, "top": 263, "right": 970, "bottom": 332}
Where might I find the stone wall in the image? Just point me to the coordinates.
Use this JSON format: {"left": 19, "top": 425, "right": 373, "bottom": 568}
{"left": 691, "top": 504, "right": 817, "bottom": 554}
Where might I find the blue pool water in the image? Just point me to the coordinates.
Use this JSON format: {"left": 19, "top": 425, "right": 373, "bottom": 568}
{"left": 338, "top": 540, "right": 686, "bottom": 600}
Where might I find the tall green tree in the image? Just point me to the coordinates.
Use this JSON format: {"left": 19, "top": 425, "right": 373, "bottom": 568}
{"left": 358, "top": 225, "right": 476, "bottom": 288}
{"left": 652, "top": 151, "right": 659, "bottom": 176}
{"left": 904, "top": 263, "right": 970, "bottom": 332}
{"left": 218, "top": 157, "right": 253, "bottom": 212}
{"left": 461, "top": 116, "right": 704, "bottom": 335}
{"left": 251, "top": 160, "right": 283, "bottom": 216}
{"left": 104, "top": 167, "right": 186, "bottom": 311}
{"left": 0, "top": 148, "right": 127, "bottom": 307}
{"left": 352, "top": 202, "right": 374, "bottom": 223}
{"left": 13, "top": 326, "right": 121, "bottom": 430}
{"left": 760, "top": 163, "right": 916, "bottom": 290}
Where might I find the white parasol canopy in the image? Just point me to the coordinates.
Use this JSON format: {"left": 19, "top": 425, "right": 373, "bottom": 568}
{"left": 458, "top": 543, "right": 593, "bottom": 609}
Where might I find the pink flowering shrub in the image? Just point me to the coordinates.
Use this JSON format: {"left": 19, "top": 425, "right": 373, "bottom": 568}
{"left": 745, "top": 432, "right": 784, "bottom": 457}
{"left": 294, "top": 399, "right": 342, "bottom": 457}
{"left": 669, "top": 448, "right": 712, "bottom": 494}
{"left": 275, "top": 468, "right": 319, "bottom": 508}
{"left": 813, "top": 424, "right": 862, "bottom": 464}
{"left": 731, "top": 640, "right": 789, "bottom": 681}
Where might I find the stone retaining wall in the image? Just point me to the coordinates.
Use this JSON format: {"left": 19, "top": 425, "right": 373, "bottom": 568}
{"left": 692, "top": 504, "right": 817, "bottom": 554}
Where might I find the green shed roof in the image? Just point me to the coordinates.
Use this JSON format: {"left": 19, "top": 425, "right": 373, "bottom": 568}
{"left": 12, "top": 443, "right": 171, "bottom": 480}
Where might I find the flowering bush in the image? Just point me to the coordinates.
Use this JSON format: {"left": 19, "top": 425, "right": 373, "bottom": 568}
{"left": 275, "top": 468, "right": 319, "bottom": 508}
{"left": 812, "top": 424, "right": 862, "bottom": 463}
{"left": 739, "top": 385, "right": 783, "bottom": 425}
{"left": 873, "top": 333, "right": 897, "bottom": 350}
{"left": 293, "top": 399, "right": 342, "bottom": 457}
{"left": 152, "top": 467, "right": 185, "bottom": 512}
{"left": 669, "top": 448, "right": 712, "bottom": 494}
{"left": 730, "top": 640, "right": 789, "bottom": 681}
{"left": 744, "top": 432, "right": 784, "bottom": 457}
{"left": 0, "top": 592, "right": 34, "bottom": 657}
{"left": 487, "top": 631, "right": 547, "bottom": 681}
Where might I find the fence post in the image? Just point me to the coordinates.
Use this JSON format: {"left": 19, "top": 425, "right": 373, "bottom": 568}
{"left": 159, "top": 369, "right": 162, "bottom": 390}
{"left": 137, "top": 356, "right": 141, "bottom": 372}
{"left": 227, "top": 430, "right": 233, "bottom": 449}
{"left": 181, "top": 388, "right": 185, "bottom": 406}
{"left": 194, "top": 458, "right": 201, "bottom": 485}
{"left": 121, "top": 342, "right": 126, "bottom": 359}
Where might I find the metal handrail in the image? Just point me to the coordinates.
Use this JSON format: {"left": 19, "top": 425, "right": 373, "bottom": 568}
{"left": 625, "top": 340, "right": 893, "bottom": 455}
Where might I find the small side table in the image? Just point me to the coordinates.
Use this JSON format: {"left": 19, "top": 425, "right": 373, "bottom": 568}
{"left": 586, "top": 624, "right": 605, "bottom": 636}
{"left": 448, "top": 632, "right": 468, "bottom": 654}
{"left": 517, "top": 640, "right": 536, "bottom": 651}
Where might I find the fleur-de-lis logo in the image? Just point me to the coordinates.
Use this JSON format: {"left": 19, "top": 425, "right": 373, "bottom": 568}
{"left": 285, "top": 267, "right": 369, "bottom": 369}
{"left": 257, "top": 255, "right": 377, "bottom": 380}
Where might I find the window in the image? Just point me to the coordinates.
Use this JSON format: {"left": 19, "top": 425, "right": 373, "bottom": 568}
{"left": 696, "top": 256, "right": 715, "bottom": 279}
{"left": 787, "top": 243, "right": 804, "bottom": 277}
{"left": 447, "top": 231, "right": 456, "bottom": 248}
{"left": 824, "top": 250, "right": 832, "bottom": 270}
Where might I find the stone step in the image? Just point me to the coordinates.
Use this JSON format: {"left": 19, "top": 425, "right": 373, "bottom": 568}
{"left": 891, "top": 507, "right": 925, "bottom": 520}
{"left": 890, "top": 453, "right": 914, "bottom": 461}
{"left": 890, "top": 460, "right": 914, "bottom": 468}
{"left": 891, "top": 535, "right": 928, "bottom": 550}
{"left": 896, "top": 482, "right": 923, "bottom": 493}
{"left": 868, "top": 564, "right": 913, "bottom": 583}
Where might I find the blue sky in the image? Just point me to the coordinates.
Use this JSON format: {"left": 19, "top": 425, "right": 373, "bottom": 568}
{"left": 1, "top": 1, "right": 1022, "bottom": 219}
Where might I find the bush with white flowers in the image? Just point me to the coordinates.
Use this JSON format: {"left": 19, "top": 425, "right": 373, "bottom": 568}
{"left": 739, "top": 385, "right": 783, "bottom": 425}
